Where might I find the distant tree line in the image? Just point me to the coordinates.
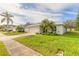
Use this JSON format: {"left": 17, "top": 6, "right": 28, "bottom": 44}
{"left": 64, "top": 12, "right": 79, "bottom": 32}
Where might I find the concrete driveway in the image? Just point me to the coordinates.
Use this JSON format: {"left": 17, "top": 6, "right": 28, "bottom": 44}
{"left": 0, "top": 33, "right": 42, "bottom": 56}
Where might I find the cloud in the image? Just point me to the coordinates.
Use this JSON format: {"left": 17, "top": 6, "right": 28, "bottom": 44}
{"left": 0, "top": 3, "right": 78, "bottom": 25}
{"left": 0, "top": 3, "right": 62, "bottom": 24}
{"left": 39, "top": 3, "right": 70, "bottom": 11}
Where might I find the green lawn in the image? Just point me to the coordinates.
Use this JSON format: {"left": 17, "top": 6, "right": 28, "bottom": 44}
{"left": 1, "top": 31, "right": 25, "bottom": 36}
{"left": 0, "top": 41, "right": 10, "bottom": 56}
{"left": 15, "top": 32, "right": 79, "bottom": 56}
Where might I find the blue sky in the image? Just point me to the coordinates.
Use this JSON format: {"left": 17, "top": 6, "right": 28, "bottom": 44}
{"left": 0, "top": 3, "right": 79, "bottom": 25}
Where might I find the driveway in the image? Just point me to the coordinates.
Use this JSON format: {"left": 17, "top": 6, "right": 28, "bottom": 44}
{"left": 0, "top": 33, "right": 42, "bottom": 56}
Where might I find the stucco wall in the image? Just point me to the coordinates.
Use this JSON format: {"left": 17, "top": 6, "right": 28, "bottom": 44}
{"left": 25, "top": 24, "right": 66, "bottom": 35}
{"left": 56, "top": 25, "right": 66, "bottom": 35}
{"left": 25, "top": 26, "right": 40, "bottom": 33}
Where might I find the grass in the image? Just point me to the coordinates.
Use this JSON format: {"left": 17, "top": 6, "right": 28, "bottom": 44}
{"left": 0, "top": 41, "right": 10, "bottom": 56}
{"left": 1, "top": 31, "right": 25, "bottom": 36}
{"left": 15, "top": 32, "right": 79, "bottom": 56}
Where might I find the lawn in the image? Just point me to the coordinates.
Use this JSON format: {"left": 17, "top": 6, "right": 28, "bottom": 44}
{"left": 1, "top": 31, "right": 25, "bottom": 36}
{"left": 0, "top": 41, "right": 10, "bottom": 56}
{"left": 15, "top": 32, "right": 79, "bottom": 56}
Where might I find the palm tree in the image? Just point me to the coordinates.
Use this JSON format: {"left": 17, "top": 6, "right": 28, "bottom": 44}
{"left": 49, "top": 21, "right": 55, "bottom": 33}
{"left": 0, "top": 11, "right": 13, "bottom": 32}
{"left": 40, "top": 19, "right": 50, "bottom": 33}
{"left": 76, "top": 12, "right": 79, "bottom": 31}
{"left": 40, "top": 19, "right": 55, "bottom": 34}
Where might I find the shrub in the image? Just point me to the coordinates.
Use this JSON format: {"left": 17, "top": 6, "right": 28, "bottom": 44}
{"left": 16, "top": 25, "right": 24, "bottom": 32}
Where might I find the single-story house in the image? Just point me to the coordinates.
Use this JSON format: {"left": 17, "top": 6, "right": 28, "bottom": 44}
{"left": 24, "top": 24, "right": 67, "bottom": 35}
{"left": 56, "top": 24, "right": 67, "bottom": 35}
{"left": 3, "top": 25, "right": 17, "bottom": 32}
{"left": 24, "top": 24, "right": 40, "bottom": 33}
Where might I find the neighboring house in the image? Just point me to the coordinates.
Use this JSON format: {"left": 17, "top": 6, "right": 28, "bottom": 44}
{"left": 67, "top": 28, "right": 75, "bottom": 32}
{"left": 24, "top": 24, "right": 67, "bottom": 35}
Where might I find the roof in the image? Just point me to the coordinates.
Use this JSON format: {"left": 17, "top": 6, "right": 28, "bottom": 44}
{"left": 25, "top": 23, "right": 65, "bottom": 27}
{"left": 25, "top": 23, "right": 40, "bottom": 28}
{"left": 56, "top": 24, "right": 64, "bottom": 26}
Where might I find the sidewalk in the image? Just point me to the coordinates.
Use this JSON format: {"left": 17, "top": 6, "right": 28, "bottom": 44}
{"left": 0, "top": 33, "right": 42, "bottom": 56}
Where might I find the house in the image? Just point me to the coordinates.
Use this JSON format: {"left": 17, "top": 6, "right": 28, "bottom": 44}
{"left": 3, "top": 25, "right": 17, "bottom": 32}
{"left": 24, "top": 24, "right": 67, "bottom": 35}
{"left": 24, "top": 24, "right": 40, "bottom": 33}
{"left": 56, "top": 24, "right": 66, "bottom": 35}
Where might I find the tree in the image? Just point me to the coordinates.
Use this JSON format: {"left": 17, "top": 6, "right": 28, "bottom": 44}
{"left": 25, "top": 22, "right": 32, "bottom": 26}
{"left": 76, "top": 12, "right": 79, "bottom": 31}
{"left": 64, "top": 20, "right": 76, "bottom": 31}
{"left": 40, "top": 19, "right": 55, "bottom": 34}
{"left": 0, "top": 25, "right": 4, "bottom": 31}
{"left": 40, "top": 19, "right": 50, "bottom": 33}
{"left": 0, "top": 11, "right": 13, "bottom": 32}
{"left": 16, "top": 25, "right": 24, "bottom": 32}
{"left": 49, "top": 21, "right": 55, "bottom": 33}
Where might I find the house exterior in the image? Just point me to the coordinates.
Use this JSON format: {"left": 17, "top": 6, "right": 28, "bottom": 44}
{"left": 24, "top": 24, "right": 40, "bottom": 33}
{"left": 3, "top": 25, "right": 17, "bottom": 32}
{"left": 56, "top": 24, "right": 66, "bottom": 35}
{"left": 24, "top": 24, "right": 67, "bottom": 35}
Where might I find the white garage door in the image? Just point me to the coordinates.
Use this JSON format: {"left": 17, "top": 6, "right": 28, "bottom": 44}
{"left": 29, "top": 27, "right": 40, "bottom": 33}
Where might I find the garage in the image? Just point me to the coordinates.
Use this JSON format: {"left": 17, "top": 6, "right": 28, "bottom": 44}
{"left": 24, "top": 24, "right": 40, "bottom": 33}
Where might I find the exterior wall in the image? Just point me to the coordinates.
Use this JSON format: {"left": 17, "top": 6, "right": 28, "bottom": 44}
{"left": 13, "top": 27, "right": 16, "bottom": 31}
{"left": 24, "top": 28, "right": 30, "bottom": 32}
{"left": 25, "top": 24, "right": 66, "bottom": 35}
{"left": 25, "top": 26, "right": 40, "bottom": 33}
{"left": 4, "top": 25, "right": 16, "bottom": 31}
{"left": 56, "top": 25, "right": 66, "bottom": 35}
{"left": 67, "top": 28, "right": 75, "bottom": 32}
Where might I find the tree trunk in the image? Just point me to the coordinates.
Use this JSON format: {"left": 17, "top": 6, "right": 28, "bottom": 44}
{"left": 6, "top": 18, "right": 9, "bottom": 32}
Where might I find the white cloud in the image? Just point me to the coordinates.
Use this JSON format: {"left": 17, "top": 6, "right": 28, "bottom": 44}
{"left": 13, "top": 16, "right": 26, "bottom": 25}
{"left": 39, "top": 3, "right": 69, "bottom": 11}
{"left": 0, "top": 3, "right": 70, "bottom": 25}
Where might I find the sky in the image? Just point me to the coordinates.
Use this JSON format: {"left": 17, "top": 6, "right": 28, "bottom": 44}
{"left": 0, "top": 3, "right": 79, "bottom": 25}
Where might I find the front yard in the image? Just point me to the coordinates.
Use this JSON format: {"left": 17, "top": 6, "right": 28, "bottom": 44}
{"left": 15, "top": 32, "right": 79, "bottom": 56}
{"left": 0, "top": 41, "right": 10, "bottom": 56}
{"left": 1, "top": 31, "right": 25, "bottom": 36}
